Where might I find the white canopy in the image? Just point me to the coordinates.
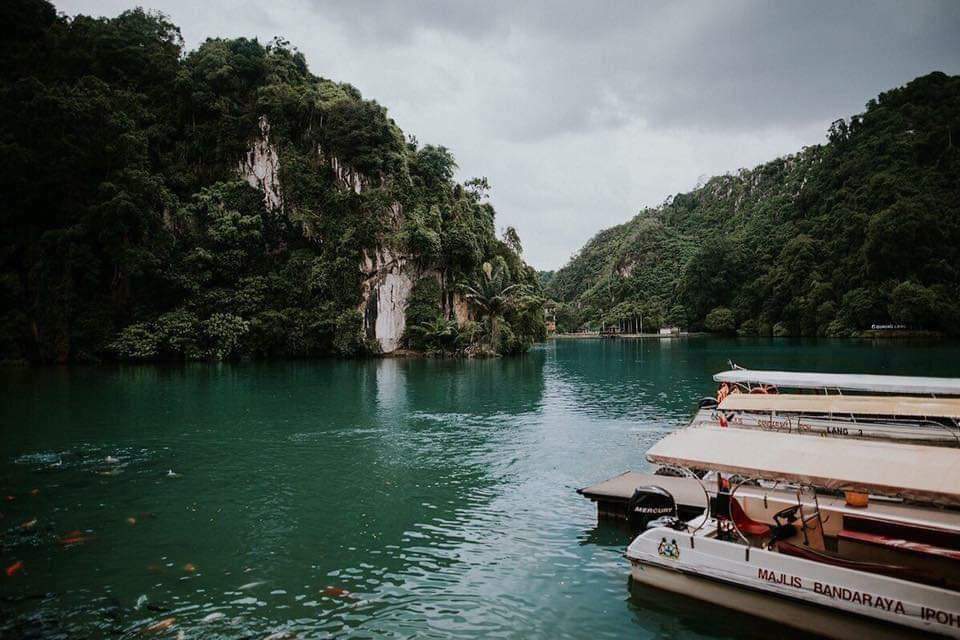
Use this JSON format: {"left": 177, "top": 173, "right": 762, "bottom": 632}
{"left": 646, "top": 426, "right": 960, "bottom": 506}
{"left": 718, "top": 393, "right": 960, "bottom": 419}
{"left": 714, "top": 368, "right": 960, "bottom": 396}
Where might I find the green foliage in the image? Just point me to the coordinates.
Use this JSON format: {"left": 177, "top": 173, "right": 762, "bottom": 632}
{"left": 459, "top": 258, "right": 544, "bottom": 354}
{"left": 0, "top": 0, "right": 544, "bottom": 362}
{"left": 547, "top": 72, "right": 960, "bottom": 336}
{"left": 737, "top": 319, "right": 757, "bottom": 336}
{"left": 403, "top": 277, "right": 442, "bottom": 350}
{"left": 333, "top": 309, "right": 365, "bottom": 357}
{"left": 408, "top": 316, "right": 460, "bottom": 356}
{"left": 201, "top": 312, "right": 250, "bottom": 360}
{"left": 704, "top": 307, "right": 736, "bottom": 335}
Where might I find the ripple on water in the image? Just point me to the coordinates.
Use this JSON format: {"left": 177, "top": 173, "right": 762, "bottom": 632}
{"left": 6, "top": 340, "right": 932, "bottom": 638}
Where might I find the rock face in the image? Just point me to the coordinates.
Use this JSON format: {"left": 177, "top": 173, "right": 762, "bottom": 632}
{"left": 330, "top": 155, "right": 365, "bottom": 194}
{"left": 238, "top": 116, "right": 283, "bottom": 212}
{"left": 359, "top": 248, "right": 416, "bottom": 353}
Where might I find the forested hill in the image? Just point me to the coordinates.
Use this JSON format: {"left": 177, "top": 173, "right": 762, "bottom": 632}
{"left": 546, "top": 73, "right": 960, "bottom": 337}
{"left": 0, "top": 0, "right": 544, "bottom": 363}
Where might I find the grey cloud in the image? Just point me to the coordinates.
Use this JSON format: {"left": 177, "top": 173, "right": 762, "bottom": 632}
{"left": 303, "top": 0, "right": 960, "bottom": 139}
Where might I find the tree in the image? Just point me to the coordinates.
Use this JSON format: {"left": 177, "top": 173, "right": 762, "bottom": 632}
{"left": 461, "top": 260, "right": 523, "bottom": 350}
{"left": 704, "top": 307, "right": 736, "bottom": 335}
{"left": 502, "top": 226, "right": 523, "bottom": 255}
{"left": 408, "top": 316, "right": 459, "bottom": 356}
{"left": 888, "top": 281, "right": 937, "bottom": 328}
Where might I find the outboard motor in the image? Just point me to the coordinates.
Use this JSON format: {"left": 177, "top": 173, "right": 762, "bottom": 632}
{"left": 627, "top": 485, "right": 678, "bottom": 533}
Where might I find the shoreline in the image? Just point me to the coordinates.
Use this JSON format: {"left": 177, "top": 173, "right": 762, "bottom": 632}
{"left": 548, "top": 331, "right": 945, "bottom": 340}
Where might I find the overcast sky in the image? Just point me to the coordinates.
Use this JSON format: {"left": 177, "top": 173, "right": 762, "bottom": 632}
{"left": 59, "top": 0, "right": 960, "bottom": 269}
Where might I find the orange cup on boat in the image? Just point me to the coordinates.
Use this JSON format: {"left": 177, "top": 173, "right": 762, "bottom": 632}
{"left": 845, "top": 491, "right": 869, "bottom": 508}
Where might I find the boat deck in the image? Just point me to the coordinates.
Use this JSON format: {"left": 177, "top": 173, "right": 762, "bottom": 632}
{"left": 579, "top": 471, "right": 960, "bottom": 533}
{"left": 577, "top": 471, "right": 708, "bottom": 519}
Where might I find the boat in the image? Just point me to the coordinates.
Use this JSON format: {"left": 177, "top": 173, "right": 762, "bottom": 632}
{"left": 625, "top": 426, "right": 960, "bottom": 638}
{"left": 698, "top": 368, "right": 960, "bottom": 446}
{"left": 713, "top": 367, "right": 960, "bottom": 397}
{"left": 694, "top": 393, "right": 960, "bottom": 446}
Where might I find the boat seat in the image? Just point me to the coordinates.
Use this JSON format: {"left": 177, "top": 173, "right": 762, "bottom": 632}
{"left": 843, "top": 514, "right": 960, "bottom": 551}
{"left": 838, "top": 529, "right": 960, "bottom": 561}
{"left": 730, "top": 498, "right": 771, "bottom": 537}
{"left": 776, "top": 541, "right": 946, "bottom": 588}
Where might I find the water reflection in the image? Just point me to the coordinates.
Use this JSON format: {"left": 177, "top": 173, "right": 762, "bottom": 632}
{"left": 3, "top": 339, "right": 960, "bottom": 638}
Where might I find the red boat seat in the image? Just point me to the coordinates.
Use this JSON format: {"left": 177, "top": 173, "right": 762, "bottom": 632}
{"left": 730, "top": 498, "right": 771, "bottom": 537}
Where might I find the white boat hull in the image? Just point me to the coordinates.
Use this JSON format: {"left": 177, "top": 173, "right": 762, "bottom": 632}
{"left": 630, "top": 562, "right": 933, "bottom": 640}
{"left": 627, "top": 526, "right": 960, "bottom": 638}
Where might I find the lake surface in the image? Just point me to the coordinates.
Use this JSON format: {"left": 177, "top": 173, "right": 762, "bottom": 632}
{"left": 2, "top": 337, "right": 959, "bottom": 639}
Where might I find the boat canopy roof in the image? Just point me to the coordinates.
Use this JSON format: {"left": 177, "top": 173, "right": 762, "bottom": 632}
{"left": 718, "top": 393, "right": 960, "bottom": 419}
{"left": 646, "top": 427, "right": 960, "bottom": 506}
{"left": 714, "top": 369, "right": 960, "bottom": 396}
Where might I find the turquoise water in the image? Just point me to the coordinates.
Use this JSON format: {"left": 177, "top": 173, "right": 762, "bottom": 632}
{"left": 2, "top": 337, "right": 958, "bottom": 639}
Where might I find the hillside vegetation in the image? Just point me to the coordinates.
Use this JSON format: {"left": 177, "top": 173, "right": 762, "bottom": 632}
{"left": 546, "top": 73, "right": 960, "bottom": 337}
{"left": 0, "top": 0, "right": 544, "bottom": 363}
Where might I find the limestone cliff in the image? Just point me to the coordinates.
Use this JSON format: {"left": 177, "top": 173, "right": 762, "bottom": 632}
{"left": 238, "top": 116, "right": 283, "bottom": 212}
{"left": 241, "top": 121, "right": 429, "bottom": 353}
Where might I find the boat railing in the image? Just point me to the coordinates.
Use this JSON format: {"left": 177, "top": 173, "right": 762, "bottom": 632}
{"left": 654, "top": 464, "right": 712, "bottom": 534}
{"left": 792, "top": 412, "right": 960, "bottom": 446}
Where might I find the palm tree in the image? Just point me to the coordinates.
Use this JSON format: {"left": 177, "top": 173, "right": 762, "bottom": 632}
{"left": 410, "top": 316, "right": 459, "bottom": 356}
{"left": 461, "top": 261, "right": 523, "bottom": 350}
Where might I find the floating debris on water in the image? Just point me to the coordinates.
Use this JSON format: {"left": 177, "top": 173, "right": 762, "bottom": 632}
{"left": 20, "top": 518, "right": 37, "bottom": 530}
{"left": 58, "top": 531, "right": 94, "bottom": 547}
{"left": 166, "top": 470, "right": 181, "bottom": 478}
{"left": 238, "top": 581, "right": 265, "bottom": 590}
{"left": 322, "top": 586, "right": 351, "bottom": 598}
{"left": 135, "top": 594, "right": 148, "bottom": 610}
{"left": 6, "top": 560, "right": 24, "bottom": 576}
{"left": 143, "top": 617, "right": 176, "bottom": 633}
{"left": 200, "top": 612, "right": 225, "bottom": 623}
{"left": 105, "top": 455, "right": 120, "bottom": 464}
{"left": 127, "top": 516, "right": 137, "bottom": 525}
{"left": 183, "top": 563, "right": 197, "bottom": 573}
{"left": 29, "top": 488, "right": 40, "bottom": 496}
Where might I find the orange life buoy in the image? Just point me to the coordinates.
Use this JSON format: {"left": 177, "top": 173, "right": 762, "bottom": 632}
{"left": 717, "top": 383, "right": 730, "bottom": 403}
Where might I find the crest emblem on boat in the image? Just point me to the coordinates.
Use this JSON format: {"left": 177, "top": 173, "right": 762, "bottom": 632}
{"left": 657, "top": 538, "right": 680, "bottom": 560}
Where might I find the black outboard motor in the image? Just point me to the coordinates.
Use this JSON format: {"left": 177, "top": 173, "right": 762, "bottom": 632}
{"left": 627, "top": 485, "right": 678, "bottom": 533}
